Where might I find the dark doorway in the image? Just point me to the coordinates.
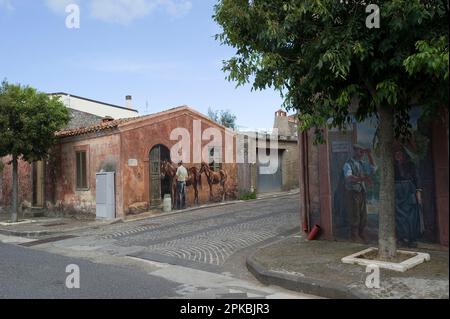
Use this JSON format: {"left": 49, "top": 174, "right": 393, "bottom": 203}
{"left": 149, "top": 145, "right": 171, "bottom": 207}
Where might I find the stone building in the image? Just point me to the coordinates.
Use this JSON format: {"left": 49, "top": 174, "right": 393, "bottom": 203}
{"left": 1, "top": 101, "right": 238, "bottom": 218}
{"left": 1, "top": 93, "right": 138, "bottom": 215}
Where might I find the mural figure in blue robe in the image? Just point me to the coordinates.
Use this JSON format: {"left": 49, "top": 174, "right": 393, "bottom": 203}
{"left": 394, "top": 145, "right": 424, "bottom": 248}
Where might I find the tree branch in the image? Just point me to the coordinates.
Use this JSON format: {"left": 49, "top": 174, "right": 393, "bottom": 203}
{"left": 355, "top": 60, "right": 377, "bottom": 100}
{"left": 442, "top": 0, "right": 449, "bottom": 19}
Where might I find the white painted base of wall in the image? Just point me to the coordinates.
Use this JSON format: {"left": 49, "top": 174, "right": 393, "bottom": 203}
{"left": 342, "top": 247, "right": 431, "bottom": 272}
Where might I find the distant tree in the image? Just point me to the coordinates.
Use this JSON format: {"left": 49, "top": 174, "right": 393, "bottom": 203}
{"left": 207, "top": 107, "right": 237, "bottom": 129}
{"left": 214, "top": 0, "right": 448, "bottom": 260}
{"left": 207, "top": 107, "right": 220, "bottom": 123}
{"left": 0, "top": 81, "right": 70, "bottom": 222}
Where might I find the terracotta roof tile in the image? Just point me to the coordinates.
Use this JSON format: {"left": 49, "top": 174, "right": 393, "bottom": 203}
{"left": 56, "top": 106, "right": 188, "bottom": 138}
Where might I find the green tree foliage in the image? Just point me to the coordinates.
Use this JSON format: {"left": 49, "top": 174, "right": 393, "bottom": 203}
{"left": 0, "top": 81, "right": 70, "bottom": 222}
{"left": 208, "top": 107, "right": 237, "bottom": 129}
{"left": 214, "top": 0, "right": 448, "bottom": 259}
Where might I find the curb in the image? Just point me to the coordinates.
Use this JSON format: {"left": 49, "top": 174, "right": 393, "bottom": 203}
{"left": 0, "top": 228, "right": 57, "bottom": 238}
{"left": 0, "top": 218, "right": 123, "bottom": 238}
{"left": 246, "top": 249, "right": 367, "bottom": 299}
{"left": 124, "top": 200, "right": 244, "bottom": 222}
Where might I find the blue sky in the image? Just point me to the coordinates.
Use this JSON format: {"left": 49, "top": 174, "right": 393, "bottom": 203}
{"left": 0, "top": 0, "right": 286, "bottom": 130}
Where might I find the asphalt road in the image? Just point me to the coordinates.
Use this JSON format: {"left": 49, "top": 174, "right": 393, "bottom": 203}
{"left": 0, "top": 242, "right": 180, "bottom": 299}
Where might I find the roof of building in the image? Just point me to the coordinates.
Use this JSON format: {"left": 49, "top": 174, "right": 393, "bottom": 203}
{"left": 56, "top": 105, "right": 228, "bottom": 138}
{"left": 48, "top": 92, "right": 139, "bottom": 113}
{"left": 56, "top": 116, "right": 134, "bottom": 138}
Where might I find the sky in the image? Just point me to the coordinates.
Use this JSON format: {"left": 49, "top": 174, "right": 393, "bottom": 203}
{"left": 0, "top": 0, "right": 287, "bottom": 130}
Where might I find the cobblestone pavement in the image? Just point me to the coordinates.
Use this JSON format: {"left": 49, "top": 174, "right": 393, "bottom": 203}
{"left": 75, "top": 194, "right": 300, "bottom": 269}
{"left": 37, "top": 195, "right": 299, "bottom": 273}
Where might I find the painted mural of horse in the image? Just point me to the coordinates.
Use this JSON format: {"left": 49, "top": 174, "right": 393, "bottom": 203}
{"left": 199, "top": 162, "right": 227, "bottom": 202}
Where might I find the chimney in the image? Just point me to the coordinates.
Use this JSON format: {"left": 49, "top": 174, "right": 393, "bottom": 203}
{"left": 273, "top": 109, "right": 290, "bottom": 136}
{"left": 125, "top": 95, "right": 132, "bottom": 109}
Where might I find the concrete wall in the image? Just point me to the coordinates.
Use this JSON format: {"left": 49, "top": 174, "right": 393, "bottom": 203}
{"left": 236, "top": 133, "right": 299, "bottom": 195}
{"left": 298, "top": 130, "right": 334, "bottom": 239}
{"left": 237, "top": 163, "right": 257, "bottom": 197}
{"left": 0, "top": 156, "right": 33, "bottom": 210}
{"left": 305, "top": 133, "right": 322, "bottom": 228}
{"left": 54, "top": 94, "right": 138, "bottom": 119}
{"left": 279, "top": 139, "right": 299, "bottom": 191}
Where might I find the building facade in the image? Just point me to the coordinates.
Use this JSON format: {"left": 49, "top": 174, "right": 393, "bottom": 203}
{"left": 299, "top": 107, "right": 449, "bottom": 247}
{"left": 237, "top": 110, "right": 299, "bottom": 196}
{"left": 1, "top": 106, "right": 238, "bottom": 218}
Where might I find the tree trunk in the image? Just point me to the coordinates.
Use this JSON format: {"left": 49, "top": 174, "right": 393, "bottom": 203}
{"left": 377, "top": 106, "right": 397, "bottom": 260}
{"left": 11, "top": 155, "right": 18, "bottom": 223}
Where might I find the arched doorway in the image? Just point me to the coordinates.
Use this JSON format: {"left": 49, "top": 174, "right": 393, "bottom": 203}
{"left": 149, "top": 144, "right": 171, "bottom": 207}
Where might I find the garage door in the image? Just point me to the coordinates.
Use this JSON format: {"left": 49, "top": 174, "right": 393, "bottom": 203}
{"left": 257, "top": 149, "right": 283, "bottom": 193}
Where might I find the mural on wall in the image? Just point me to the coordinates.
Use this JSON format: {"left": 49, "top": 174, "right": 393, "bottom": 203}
{"left": 331, "top": 107, "right": 436, "bottom": 246}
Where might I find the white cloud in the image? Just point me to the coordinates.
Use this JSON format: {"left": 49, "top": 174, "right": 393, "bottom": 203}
{"left": 159, "top": 0, "right": 192, "bottom": 18}
{"left": 45, "top": 0, "right": 79, "bottom": 15}
{"left": 0, "top": 0, "right": 14, "bottom": 12}
{"left": 89, "top": 0, "right": 192, "bottom": 25}
{"left": 42, "top": 0, "right": 192, "bottom": 24}
{"left": 89, "top": 0, "right": 156, "bottom": 25}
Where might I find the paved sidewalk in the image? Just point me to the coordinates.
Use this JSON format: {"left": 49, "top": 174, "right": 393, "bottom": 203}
{"left": 247, "top": 235, "right": 449, "bottom": 299}
{"left": 0, "top": 215, "right": 122, "bottom": 238}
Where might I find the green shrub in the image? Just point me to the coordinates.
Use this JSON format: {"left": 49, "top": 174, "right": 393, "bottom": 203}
{"left": 240, "top": 191, "right": 257, "bottom": 201}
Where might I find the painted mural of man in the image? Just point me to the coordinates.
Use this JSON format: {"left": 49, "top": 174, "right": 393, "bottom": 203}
{"left": 175, "top": 161, "right": 188, "bottom": 210}
{"left": 343, "top": 144, "right": 377, "bottom": 242}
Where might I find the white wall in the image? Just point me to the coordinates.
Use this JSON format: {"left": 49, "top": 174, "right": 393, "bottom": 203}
{"left": 54, "top": 94, "right": 139, "bottom": 119}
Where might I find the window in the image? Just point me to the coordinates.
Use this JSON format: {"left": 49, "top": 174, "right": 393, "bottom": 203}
{"left": 208, "top": 147, "right": 222, "bottom": 172}
{"left": 76, "top": 151, "right": 88, "bottom": 189}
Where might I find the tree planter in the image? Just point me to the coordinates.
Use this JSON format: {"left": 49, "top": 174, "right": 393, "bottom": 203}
{"left": 341, "top": 247, "right": 430, "bottom": 272}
